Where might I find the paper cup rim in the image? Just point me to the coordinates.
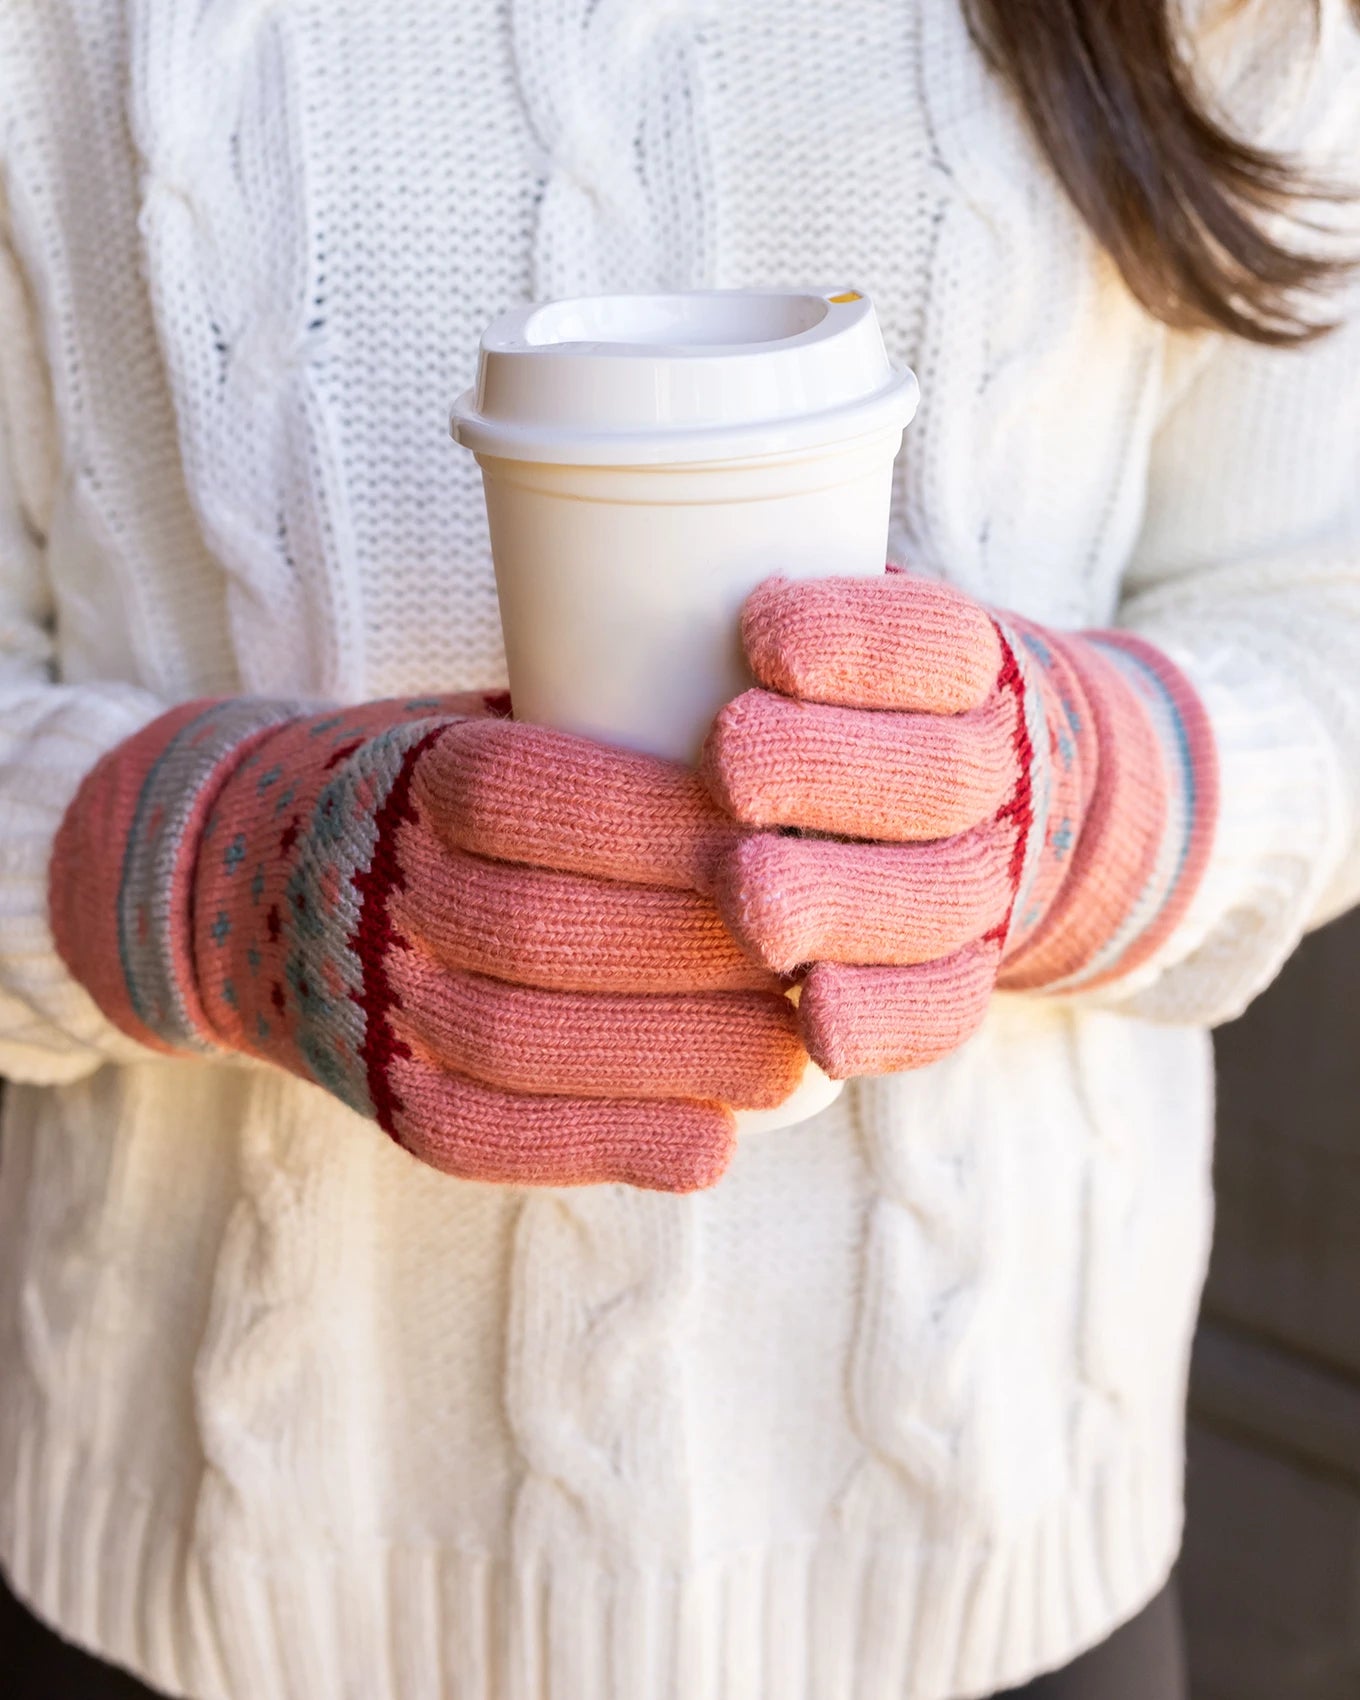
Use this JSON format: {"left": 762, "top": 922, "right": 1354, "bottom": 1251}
{"left": 449, "top": 368, "right": 919, "bottom": 467}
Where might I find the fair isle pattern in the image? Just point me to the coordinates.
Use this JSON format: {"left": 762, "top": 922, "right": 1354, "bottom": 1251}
{"left": 277, "top": 717, "right": 449, "bottom": 1115}
{"left": 992, "top": 618, "right": 1058, "bottom": 947}
{"left": 1053, "top": 632, "right": 1219, "bottom": 992}
{"left": 115, "top": 699, "right": 302, "bottom": 1046}
{"left": 187, "top": 700, "right": 475, "bottom": 1108}
{"left": 63, "top": 684, "right": 763, "bottom": 1191}
{"left": 1004, "top": 621, "right": 1100, "bottom": 953}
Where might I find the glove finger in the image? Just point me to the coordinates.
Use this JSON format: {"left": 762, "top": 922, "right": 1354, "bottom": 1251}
{"left": 713, "top": 824, "right": 1016, "bottom": 974}
{"left": 742, "top": 574, "right": 1002, "bottom": 713}
{"left": 394, "top": 834, "right": 778, "bottom": 994}
{"left": 415, "top": 716, "right": 738, "bottom": 891}
{"left": 704, "top": 687, "right": 1017, "bottom": 840}
{"left": 382, "top": 1054, "right": 737, "bottom": 1192}
{"left": 799, "top": 941, "right": 1001, "bottom": 1078}
{"left": 388, "top": 956, "right": 807, "bottom": 1109}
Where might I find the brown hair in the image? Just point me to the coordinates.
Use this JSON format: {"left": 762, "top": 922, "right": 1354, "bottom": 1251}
{"left": 965, "top": 0, "right": 1357, "bottom": 344}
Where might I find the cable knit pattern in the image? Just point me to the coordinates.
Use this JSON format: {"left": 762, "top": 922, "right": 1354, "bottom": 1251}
{"left": 0, "top": 4, "right": 1359, "bottom": 1700}
{"left": 513, "top": 0, "right": 716, "bottom": 297}
{"left": 130, "top": 0, "right": 367, "bottom": 698}
{"left": 504, "top": 1187, "right": 700, "bottom": 1693}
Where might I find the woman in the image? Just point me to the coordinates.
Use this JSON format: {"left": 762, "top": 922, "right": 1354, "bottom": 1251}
{"left": 1, "top": 2, "right": 1358, "bottom": 1697}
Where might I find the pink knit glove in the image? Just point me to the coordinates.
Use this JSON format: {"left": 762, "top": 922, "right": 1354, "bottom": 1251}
{"left": 51, "top": 692, "right": 805, "bottom": 1191}
{"left": 703, "top": 573, "right": 1219, "bottom": 1077}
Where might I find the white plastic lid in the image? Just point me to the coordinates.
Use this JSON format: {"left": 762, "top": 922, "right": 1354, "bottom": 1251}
{"left": 450, "top": 288, "right": 919, "bottom": 466}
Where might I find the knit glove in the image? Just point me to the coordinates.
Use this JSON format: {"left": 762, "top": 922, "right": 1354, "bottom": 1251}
{"left": 703, "top": 573, "right": 1219, "bottom": 1077}
{"left": 50, "top": 692, "right": 806, "bottom": 1191}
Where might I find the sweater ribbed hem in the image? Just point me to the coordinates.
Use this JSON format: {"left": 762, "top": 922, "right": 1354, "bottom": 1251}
{"left": 0, "top": 1419, "right": 1182, "bottom": 1700}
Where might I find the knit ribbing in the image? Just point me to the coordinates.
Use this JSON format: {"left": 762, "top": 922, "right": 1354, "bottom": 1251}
{"left": 49, "top": 699, "right": 305, "bottom": 1055}
{"left": 1061, "top": 633, "right": 1221, "bottom": 991}
{"left": 998, "top": 635, "right": 1171, "bottom": 990}
{"left": 0, "top": 1402, "right": 1184, "bottom": 1700}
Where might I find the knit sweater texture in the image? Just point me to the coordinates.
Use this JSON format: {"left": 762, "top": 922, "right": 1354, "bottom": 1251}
{"left": 2, "top": 3, "right": 1360, "bottom": 1698}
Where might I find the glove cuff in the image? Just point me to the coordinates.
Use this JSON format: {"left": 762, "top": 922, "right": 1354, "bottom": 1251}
{"left": 49, "top": 699, "right": 304, "bottom": 1053}
{"left": 999, "top": 629, "right": 1219, "bottom": 993}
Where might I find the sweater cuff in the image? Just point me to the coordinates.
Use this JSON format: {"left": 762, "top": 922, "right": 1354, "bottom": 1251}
{"left": 0, "top": 684, "right": 172, "bottom": 1083}
{"left": 1073, "top": 630, "right": 1346, "bottom": 1026}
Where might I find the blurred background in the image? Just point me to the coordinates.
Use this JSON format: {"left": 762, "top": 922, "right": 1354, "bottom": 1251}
{"left": 1184, "top": 905, "right": 1360, "bottom": 1698}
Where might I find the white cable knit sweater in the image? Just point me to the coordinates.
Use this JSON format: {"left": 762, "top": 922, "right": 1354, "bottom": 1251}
{"left": 2, "top": 4, "right": 1359, "bottom": 1698}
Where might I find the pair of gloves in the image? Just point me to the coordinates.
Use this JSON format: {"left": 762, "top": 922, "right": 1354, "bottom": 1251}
{"left": 50, "top": 572, "right": 1217, "bottom": 1192}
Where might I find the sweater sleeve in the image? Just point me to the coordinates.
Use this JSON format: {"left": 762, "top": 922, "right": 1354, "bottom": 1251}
{"left": 0, "top": 210, "right": 167, "bottom": 1084}
{"left": 1094, "top": 299, "right": 1360, "bottom": 1028}
{"left": 1069, "top": 0, "right": 1360, "bottom": 1027}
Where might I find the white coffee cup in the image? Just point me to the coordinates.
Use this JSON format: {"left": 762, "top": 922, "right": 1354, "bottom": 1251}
{"left": 451, "top": 288, "right": 919, "bottom": 1132}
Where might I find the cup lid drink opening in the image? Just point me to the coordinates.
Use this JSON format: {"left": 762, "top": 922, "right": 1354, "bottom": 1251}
{"left": 450, "top": 288, "right": 919, "bottom": 466}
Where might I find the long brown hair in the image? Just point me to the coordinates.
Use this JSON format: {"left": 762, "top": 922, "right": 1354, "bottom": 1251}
{"left": 966, "top": 0, "right": 1357, "bottom": 344}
